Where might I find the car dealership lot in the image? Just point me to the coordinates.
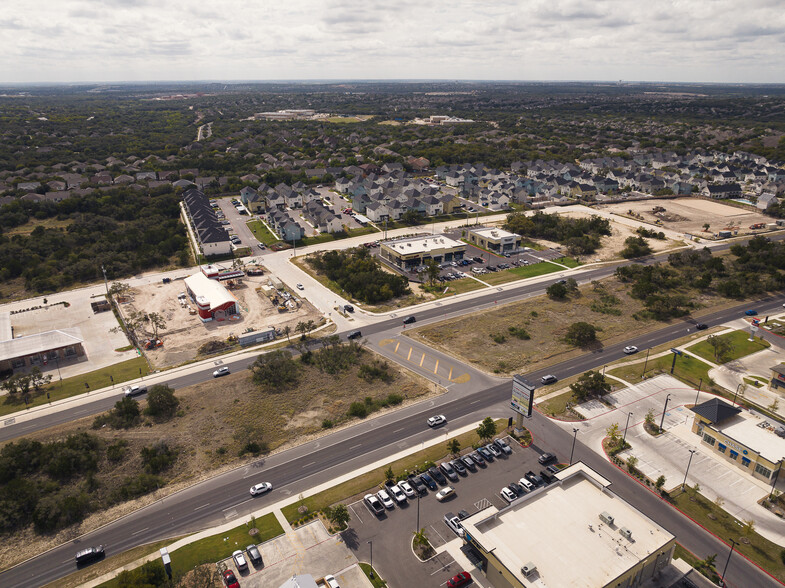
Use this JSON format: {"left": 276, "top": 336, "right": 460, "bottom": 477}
{"left": 345, "top": 436, "right": 561, "bottom": 587}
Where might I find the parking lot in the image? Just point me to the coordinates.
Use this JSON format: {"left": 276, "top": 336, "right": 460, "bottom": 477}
{"left": 213, "top": 197, "right": 256, "bottom": 249}
{"left": 344, "top": 435, "right": 563, "bottom": 587}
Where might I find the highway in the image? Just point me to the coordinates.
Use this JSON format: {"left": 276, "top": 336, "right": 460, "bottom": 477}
{"left": 3, "top": 292, "right": 784, "bottom": 586}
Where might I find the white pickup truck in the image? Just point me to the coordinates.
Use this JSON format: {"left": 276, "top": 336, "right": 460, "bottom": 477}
{"left": 443, "top": 512, "right": 465, "bottom": 537}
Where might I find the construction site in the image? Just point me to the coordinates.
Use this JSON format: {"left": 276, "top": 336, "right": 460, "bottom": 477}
{"left": 599, "top": 197, "right": 778, "bottom": 239}
{"left": 118, "top": 264, "right": 323, "bottom": 368}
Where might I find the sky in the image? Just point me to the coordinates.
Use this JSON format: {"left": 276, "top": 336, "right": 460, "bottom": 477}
{"left": 1, "top": 0, "right": 784, "bottom": 84}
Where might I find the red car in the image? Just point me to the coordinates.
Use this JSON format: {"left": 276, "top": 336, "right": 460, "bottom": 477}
{"left": 447, "top": 571, "right": 472, "bottom": 587}
{"left": 223, "top": 569, "right": 240, "bottom": 588}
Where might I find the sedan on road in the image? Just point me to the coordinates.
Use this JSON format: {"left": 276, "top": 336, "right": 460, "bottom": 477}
{"left": 435, "top": 486, "right": 455, "bottom": 502}
{"left": 623, "top": 345, "right": 638, "bottom": 355}
{"left": 403, "top": 315, "right": 416, "bottom": 324}
{"left": 427, "top": 414, "right": 446, "bottom": 427}
{"left": 213, "top": 367, "right": 230, "bottom": 378}
{"left": 745, "top": 309, "right": 758, "bottom": 316}
{"left": 249, "top": 482, "right": 273, "bottom": 496}
{"left": 541, "top": 374, "right": 558, "bottom": 385}
{"left": 696, "top": 323, "right": 708, "bottom": 330}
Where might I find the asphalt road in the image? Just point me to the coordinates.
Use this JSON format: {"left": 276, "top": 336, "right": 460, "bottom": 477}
{"left": 3, "top": 295, "right": 784, "bottom": 587}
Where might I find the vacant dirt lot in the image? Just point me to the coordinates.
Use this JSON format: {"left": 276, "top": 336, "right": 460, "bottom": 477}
{"left": 598, "top": 198, "right": 774, "bottom": 239}
{"left": 408, "top": 277, "right": 736, "bottom": 376}
{"left": 0, "top": 345, "right": 431, "bottom": 571}
{"left": 123, "top": 271, "right": 322, "bottom": 367}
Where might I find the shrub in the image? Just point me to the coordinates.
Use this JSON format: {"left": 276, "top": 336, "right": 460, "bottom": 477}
{"left": 112, "top": 473, "right": 163, "bottom": 502}
{"left": 106, "top": 440, "right": 129, "bottom": 463}
{"left": 564, "top": 322, "right": 598, "bottom": 347}
{"left": 140, "top": 442, "right": 178, "bottom": 474}
{"left": 322, "top": 419, "right": 334, "bottom": 429}
{"left": 32, "top": 488, "right": 92, "bottom": 532}
{"left": 491, "top": 333, "right": 506, "bottom": 344}
{"left": 93, "top": 396, "right": 141, "bottom": 429}
{"left": 348, "top": 402, "right": 368, "bottom": 419}
{"left": 508, "top": 326, "right": 531, "bottom": 340}
{"left": 144, "top": 385, "right": 179, "bottom": 420}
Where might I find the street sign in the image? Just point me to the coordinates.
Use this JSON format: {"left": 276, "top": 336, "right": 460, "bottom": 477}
{"left": 511, "top": 375, "right": 536, "bottom": 418}
{"left": 670, "top": 348, "right": 682, "bottom": 356}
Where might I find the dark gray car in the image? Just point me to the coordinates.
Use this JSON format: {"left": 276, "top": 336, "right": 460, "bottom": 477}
{"left": 451, "top": 459, "right": 467, "bottom": 476}
{"left": 428, "top": 466, "right": 447, "bottom": 485}
{"left": 439, "top": 461, "right": 459, "bottom": 482}
{"left": 246, "top": 544, "right": 263, "bottom": 567}
{"left": 461, "top": 455, "right": 477, "bottom": 472}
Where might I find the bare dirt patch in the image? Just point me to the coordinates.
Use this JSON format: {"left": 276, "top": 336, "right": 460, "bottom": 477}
{"left": 124, "top": 272, "right": 322, "bottom": 368}
{"left": 598, "top": 198, "right": 774, "bottom": 239}
{"left": 0, "top": 345, "right": 431, "bottom": 571}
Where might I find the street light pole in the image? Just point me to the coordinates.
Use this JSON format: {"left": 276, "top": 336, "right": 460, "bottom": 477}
{"left": 694, "top": 378, "right": 702, "bottom": 406}
{"left": 623, "top": 412, "right": 633, "bottom": 446}
{"left": 720, "top": 539, "right": 737, "bottom": 586}
{"left": 682, "top": 449, "right": 696, "bottom": 491}
{"left": 570, "top": 428, "right": 579, "bottom": 464}
{"left": 659, "top": 394, "right": 672, "bottom": 432}
{"left": 732, "top": 383, "right": 743, "bottom": 407}
{"left": 642, "top": 348, "right": 650, "bottom": 378}
{"left": 367, "top": 540, "right": 373, "bottom": 578}
{"left": 416, "top": 491, "right": 421, "bottom": 533}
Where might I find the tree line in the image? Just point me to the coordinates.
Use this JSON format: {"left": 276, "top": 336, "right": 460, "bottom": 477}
{"left": 504, "top": 211, "right": 612, "bottom": 255}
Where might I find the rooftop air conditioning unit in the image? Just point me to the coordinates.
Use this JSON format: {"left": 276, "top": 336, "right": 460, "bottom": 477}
{"left": 619, "top": 528, "right": 632, "bottom": 540}
{"left": 599, "top": 512, "right": 614, "bottom": 525}
{"left": 521, "top": 562, "right": 537, "bottom": 577}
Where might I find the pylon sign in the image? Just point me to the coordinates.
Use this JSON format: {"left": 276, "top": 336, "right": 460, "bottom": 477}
{"left": 511, "top": 375, "right": 536, "bottom": 418}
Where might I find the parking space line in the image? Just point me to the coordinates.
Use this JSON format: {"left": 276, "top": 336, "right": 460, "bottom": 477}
{"left": 429, "top": 560, "right": 454, "bottom": 575}
{"left": 434, "top": 359, "right": 439, "bottom": 374}
{"left": 407, "top": 347, "right": 413, "bottom": 361}
{"left": 420, "top": 353, "right": 426, "bottom": 367}
{"left": 394, "top": 341, "right": 400, "bottom": 353}
{"left": 349, "top": 503, "right": 364, "bottom": 524}
{"left": 430, "top": 525, "right": 447, "bottom": 544}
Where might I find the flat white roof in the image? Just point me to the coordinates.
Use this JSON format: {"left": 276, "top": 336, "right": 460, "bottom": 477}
{"left": 469, "top": 226, "right": 519, "bottom": 240}
{"left": 717, "top": 411, "right": 785, "bottom": 464}
{"left": 382, "top": 234, "right": 464, "bottom": 256}
{"left": 0, "top": 312, "right": 11, "bottom": 341}
{"left": 184, "top": 272, "right": 236, "bottom": 310}
{"left": 463, "top": 463, "right": 674, "bottom": 588}
{"left": 0, "top": 328, "right": 83, "bottom": 362}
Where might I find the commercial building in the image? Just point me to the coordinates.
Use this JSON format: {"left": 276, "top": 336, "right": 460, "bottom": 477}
{"left": 461, "top": 463, "right": 676, "bottom": 588}
{"left": 770, "top": 364, "right": 785, "bottom": 390}
{"left": 380, "top": 235, "right": 466, "bottom": 269}
{"left": 466, "top": 226, "right": 521, "bottom": 253}
{"left": 183, "top": 272, "right": 239, "bottom": 323}
{"left": 0, "top": 312, "right": 85, "bottom": 373}
{"left": 691, "top": 398, "right": 785, "bottom": 484}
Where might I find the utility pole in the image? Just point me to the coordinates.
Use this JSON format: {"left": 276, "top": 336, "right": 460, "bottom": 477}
{"left": 101, "top": 264, "right": 110, "bottom": 296}
{"left": 659, "top": 394, "right": 672, "bottom": 432}
{"left": 570, "top": 428, "right": 579, "bottom": 464}
{"left": 682, "top": 449, "right": 696, "bottom": 490}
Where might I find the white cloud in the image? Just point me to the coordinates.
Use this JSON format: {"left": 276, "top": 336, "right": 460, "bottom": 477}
{"left": 0, "top": 0, "right": 782, "bottom": 83}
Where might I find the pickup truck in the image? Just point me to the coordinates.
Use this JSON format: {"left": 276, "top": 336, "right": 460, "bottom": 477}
{"left": 443, "top": 512, "right": 465, "bottom": 537}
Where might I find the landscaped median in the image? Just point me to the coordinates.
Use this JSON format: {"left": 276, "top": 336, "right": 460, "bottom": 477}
{"left": 685, "top": 329, "right": 770, "bottom": 364}
{"left": 281, "top": 419, "right": 509, "bottom": 526}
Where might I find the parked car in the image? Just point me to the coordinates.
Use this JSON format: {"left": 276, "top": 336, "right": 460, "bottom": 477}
{"left": 408, "top": 475, "right": 427, "bottom": 494}
{"left": 427, "top": 414, "right": 447, "bottom": 427}
{"left": 75, "top": 545, "right": 105, "bottom": 566}
{"left": 429, "top": 466, "right": 448, "bottom": 485}
{"left": 471, "top": 450, "right": 486, "bottom": 466}
{"left": 257, "top": 243, "right": 265, "bottom": 250}
{"left": 419, "top": 472, "right": 437, "bottom": 490}
{"left": 249, "top": 482, "right": 273, "bottom": 496}
{"left": 324, "top": 575, "right": 341, "bottom": 588}
{"left": 623, "top": 345, "right": 638, "bottom": 354}
{"left": 223, "top": 569, "right": 240, "bottom": 588}
{"left": 435, "top": 486, "right": 455, "bottom": 502}
{"left": 546, "top": 464, "right": 561, "bottom": 475}
{"left": 518, "top": 477, "right": 534, "bottom": 493}
{"left": 444, "top": 511, "right": 465, "bottom": 536}
{"left": 213, "top": 366, "right": 230, "bottom": 378}
{"left": 477, "top": 446, "right": 494, "bottom": 462}
{"left": 485, "top": 443, "right": 502, "bottom": 458}
{"left": 364, "top": 493, "right": 384, "bottom": 515}
{"left": 343, "top": 304, "right": 354, "bottom": 313}
{"left": 541, "top": 374, "right": 558, "bottom": 385}
{"left": 398, "top": 480, "right": 416, "bottom": 498}
{"left": 376, "top": 489, "right": 395, "bottom": 509}
{"left": 232, "top": 550, "right": 248, "bottom": 571}
{"left": 538, "top": 452, "right": 557, "bottom": 465}
{"left": 246, "top": 544, "right": 263, "bottom": 566}
{"left": 296, "top": 283, "right": 304, "bottom": 290}
{"left": 439, "top": 461, "right": 459, "bottom": 482}
{"left": 500, "top": 487, "right": 517, "bottom": 503}
{"left": 526, "top": 471, "right": 545, "bottom": 487}
{"left": 494, "top": 438, "right": 512, "bottom": 455}
{"left": 451, "top": 459, "right": 467, "bottom": 476}
{"left": 540, "top": 469, "right": 557, "bottom": 484}
{"left": 447, "top": 571, "right": 472, "bottom": 588}
{"left": 461, "top": 455, "right": 477, "bottom": 472}
{"left": 389, "top": 484, "right": 408, "bottom": 505}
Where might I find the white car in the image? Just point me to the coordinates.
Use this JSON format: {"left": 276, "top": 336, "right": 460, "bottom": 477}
{"left": 427, "top": 414, "right": 447, "bottom": 427}
{"left": 623, "top": 345, "right": 638, "bottom": 355}
{"left": 324, "top": 575, "right": 341, "bottom": 588}
{"left": 399, "top": 480, "right": 417, "bottom": 499}
{"left": 232, "top": 549, "right": 248, "bottom": 570}
{"left": 435, "top": 486, "right": 455, "bottom": 502}
{"left": 249, "top": 482, "right": 273, "bottom": 496}
{"left": 213, "top": 366, "right": 230, "bottom": 378}
{"left": 296, "top": 283, "right": 304, "bottom": 290}
{"left": 519, "top": 477, "right": 534, "bottom": 492}
{"left": 389, "top": 484, "right": 407, "bottom": 505}
{"left": 500, "top": 487, "right": 517, "bottom": 503}
{"left": 377, "top": 489, "right": 395, "bottom": 509}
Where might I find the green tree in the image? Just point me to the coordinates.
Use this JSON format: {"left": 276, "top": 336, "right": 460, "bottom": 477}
{"left": 401, "top": 210, "right": 422, "bottom": 225}
{"left": 384, "top": 466, "right": 395, "bottom": 483}
{"left": 108, "top": 396, "right": 142, "bottom": 428}
{"left": 546, "top": 282, "right": 568, "bottom": 300}
{"left": 570, "top": 370, "right": 610, "bottom": 401}
{"left": 626, "top": 455, "right": 638, "bottom": 473}
{"left": 328, "top": 504, "right": 351, "bottom": 530}
{"left": 447, "top": 439, "right": 461, "bottom": 457}
{"left": 564, "top": 322, "right": 598, "bottom": 347}
{"left": 477, "top": 417, "right": 497, "bottom": 442}
{"left": 413, "top": 527, "right": 430, "bottom": 549}
{"left": 644, "top": 409, "right": 656, "bottom": 428}
{"left": 283, "top": 325, "right": 291, "bottom": 343}
{"left": 606, "top": 423, "right": 621, "bottom": 445}
{"left": 621, "top": 236, "right": 653, "bottom": 259}
{"left": 251, "top": 350, "right": 300, "bottom": 390}
{"left": 28, "top": 367, "right": 52, "bottom": 392}
{"left": 706, "top": 334, "right": 734, "bottom": 362}
{"left": 144, "top": 384, "right": 179, "bottom": 420}
{"left": 146, "top": 312, "right": 166, "bottom": 339}
{"left": 141, "top": 441, "right": 178, "bottom": 474}
{"left": 655, "top": 475, "right": 666, "bottom": 491}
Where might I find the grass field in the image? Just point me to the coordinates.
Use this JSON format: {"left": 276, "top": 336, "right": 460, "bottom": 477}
{"left": 246, "top": 219, "right": 279, "bottom": 245}
{"left": 0, "top": 356, "right": 150, "bottom": 417}
{"left": 686, "top": 330, "right": 770, "bottom": 364}
{"left": 555, "top": 256, "right": 581, "bottom": 268}
{"left": 608, "top": 353, "right": 713, "bottom": 389}
{"left": 299, "top": 225, "right": 379, "bottom": 246}
{"left": 360, "top": 563, "right": 388, "bottom": 587}
{"left": 480, "top": 261, "right": 563, "bottom": 285}
{"left": 671, "top": 490, "right": 785, "bottom": 583}
{"left": 281, "top": 419, "right": 507, "bottom": 523}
